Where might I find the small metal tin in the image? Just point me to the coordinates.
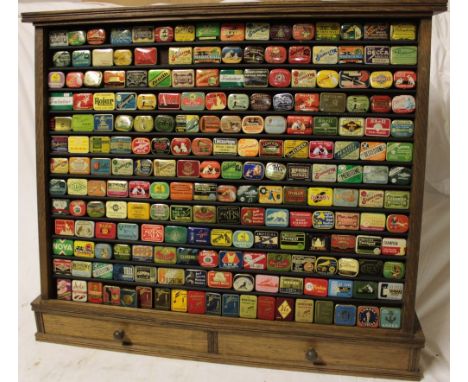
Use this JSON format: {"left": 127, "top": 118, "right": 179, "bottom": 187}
{"left": 394, "top": 70, "right": 417, "bottom": 89}
{"left": 233, "top": 274, "right": 255, "bottom": 292}
{"left": 136, "top": 94, "right": 156, "bottom": 110}
{"left": 216, "top": 206, "right": 239, "bottom": 225}
{"left": 265, "top": 46, "right": 287, "bottom": 64}
{"left": 378, "top": 282, "right": 404, "bottom": 300}
{"left": 238, "top": 295, "right": 256, "bottom": 319}
{"left": 152, "top": 246, "right": 176, "bottom": 264}
{"left": 319, "top": 93, "right": 346, "bottom": 113}
{"left": 213, "top": 137, "right": 237, "bottom": 155}
{"left": 113, "top": 243, "right": 131, "bottom": 260}
{"left": 177, "top": 159, "right": 200, "bottom": 177}
{"left": 154, "top": 288, "right": 171, "bottom": 310}
{"left": 274, "top": 297, "right": 294, "bottom": 321}
{"left": 307, "top": 187, "right": 333, "bottom": 207}
{"left": 180, "top": 92, "right": 205, "bottom": 111}
{"left": 389, "top": 166, "right": 412, "bottom": 185}
{"left": 193, "top": 46, "right": 221, "bottom": 64}
{"left": 285, "top": 163, "right": 308, "bottom": 180}
{"left": 244, "top": 69, "right": 269, "bottom": 87}
{"left": 364, "top": 22, "right": 389, "bottom": 40}
{"left": 193, "top": 205, "right": 216, "bottom": 223}
{"left": 359, "top": 259, "right": 384, "bottom": 276}
{"left": 335, "top": 212, "right": 360, "bottom": 230}
{"left": 339, "top": 70, "right": 369, "bottom": 89}
{"left": 205, "top": 92, "right": 227, "bottom": 110}
{"left": 386, "top": 214, "right": 409, "bottom": 233}
{"left": 280, "top": 231, "right": 306, "bottom": 251}
{"left": 238, "top": 138, "right": 259, "bottom": 157}
{"left": 391, "top": 23, "right": 417, "bottom": 40}
{"left": 196, "top": 22, "right": 220, "bottom": 41}
{"left": 194, "top": 183, "right": 217, "bottom": 201}
{"left": 132, "top": 26, "right": 154, "bottom": 43}
{"left": 392, "top": 95, "right": 416, "bottom": 114}
{"left": 316, "top": 22, "right": 340, "bottom": 41}
{"left": 205, "top": 292, "right": 221, "bottom": 315}
{"left": 279, "top": 276, "right": 303, "bottom": 295}
{"left": 147, "top": 69, "right": 171, "bottom": 88}
{"left": 313, "top": 300, "right": 333, "bottom": 324}
{"left": 359, "top": 141, "right": 387, "bottom": 161}
{"left": 312, "top": 211, "right": 334, "bottom": 229}
{"left": 207, "top": 271, "right": 233, "bottom": 289}
{"left": 258, "top": 185, "right": 283, "bottom": 204}
{"left": 71, "top": 261, "right": 92, "bottom": 278}
{"left": 199, "top": 161, "right": 220, "bottom": 179}
{"left": 169, "top": 182, "right": 193, "bottom": 201}
{"left": 333, "top": 188, "right": 359, "bottom": 207}
{"left": 221, "top": 161, "right": 242, "bottom": 179}
{"left": 221, "top": 46, "right": 243, "bottom": 64}
{"left": 174, "top": 24, "right": 195, "bottom": 42}
{"left": 336, "top": 164, "right": 363, "bottom": 183}
{"left": 113, "top": 49, "right": 132, "bottom": 66}
{"left": 338, "top": 45, "right": 364, "bottom": 63}
{"left": 52, "top": 51, "right": 71, "bottom": 67}
{"left": 237, "top": 185, "right": 258, "bottom": 203}
{"left": 168, "top": 47, "right": 193, "bottom": 65}
{"left": 338, "top": 258, "right": 360, "bottom": 277}
{"left": 171, "top": 289, "right": 188, "bottom": 312}
{"left": 354, "top": 281, "right": 379, "bottom": 300}
{"left": 219, "top": 69, "right": 244, "bottom": 87}
{"left": 380, "top": 307, "right": 401, "bottom": 329}
{"left": 292, "top": 23, "right": 315, "bottom": 40}
{"left": 284, "top": 140, "right": 308, "bottom": 158}
{"left": 391, "top": 119, "right": 414, "bottom": 138}
{"left": 172, "top": 69, "right": 194, "bottom": 88}
{"left": 384, "top": 190, "right": 411, "bottom": 210}
{"left": 210, "top": 229, "right": 233, "bottom": 247}
{"left": 196, "top": 69, "right": 220, "bottom": 87}
{"left": 334, "top": 304, "right": 356, "bottom": 326}
{"left": 370, "top": 95, "right": 392, "bottom": 113}
{"left": 268, "top": 68, "right": 291, "bottom": 87}
{"left": 48, "top": 71, "right": 65, "bottom": 89}
{"left": 220, "top": 23, "right": 245, "bottom": 41}
{"left": 250, "top": 93, "right": 272, "bottom": 111}
{"left": 386, "top": 142, "right": 413, "bottom": 162}
{"left": 170, "top": 137, "right": 192, "bottom": 156}
{"left": 154, "top": 26, "right": 174, "bottom": 42}
{"left": 341, "top": 23, "right": 363, "bottom": 40}
{"left": 291, "top": 69, "right": 317, "bottom": 88}
{"left": 360, "top": 212, "right": 386, "bottom": 231}
{"left": 149, "top": 181, "right": 170, "bottom": 200}
{"left": 254, "top": 231, "right": 279, "bottom": 250}
{"left": 227, "top": 93, "right": 249, "bottom": 111}
{"left": 339, "top": 117, "right": 365, "bottom": 137}
{"left": 52, "top": 200, "right": 70, "bottom": 216}
{"left": 54, "top": 219, "right": 74, "bottom": 236}
{"left": 244, "top": 46, "right": 265, "bottom": 64}
{"left": 265, "top": 162, "right": 286, "bottom": 180}
{"left": 50, "top": 92, "right": 74, "bottom": 111}
{"left": 359, "top": 189, "right": 384, "bottom": 208}
{"left": 68, "top": 30, "right": 86, "bottom": 46}
{"left": 185, "top": 269, "right": 207, "bottom": 287}
{"left": 158, "top": 268, "right": 185, "bottom": 285}
{"left": 312, "top": 46, "right": 338, "bottom": 64}
{"left": 270, "top": 24, "right": 292, "bottom": 40}
{"left": 288, "top": 45, "right": 311, "bottom": 64}
{"left": 110, "top": 28, "right": 132, "bottom": 44}
{"left": 303, "top": 277, "right": 328, "bottom": 297}
{"left": 294, "top": 93, "right": 319, "bottom": 112}
{"left": 356, "top": 235, "right": 382, "bottom": 255}
{"left": 49, "top": 31, "right": 68, "bottom": 47}
{"left": 150, "top": 204, "right": 170, "bottom": 221}
{"left": 264, "top": 208, "right": 289, "bottom": 227}
{"left": 245, "top": 22, "right": 270, "bottom": 40}
{"left": 365, "top": 45, "right": 390, "bottom": 64}
{"left": 220, "top": 115, "right": 241, "bottom": 133}
{"left": 328, "top": 279, "right": 353, "bottom": 298}
{"left": 383, "top": 261, "right": 406, "bottom": 279}
{"left": 316, "top": 70, "right": 339, "bottom": 88}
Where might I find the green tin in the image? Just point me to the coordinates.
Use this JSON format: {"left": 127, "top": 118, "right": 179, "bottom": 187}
{"left": 87, "top": 201, "right": 106, "bottom": 218}
{"left": 49, "top": 179, "right": 67, "bottom": 196}
{"left": 175, "top": 115, "right": 200, "bottom": 133}
{"left": 155, "top": 115, "right": 175, "bottom": 132}
{"left": 386, "top": 142, "right": 413, "bottom": 162}
{"left": 313, "top": 116, "right": 338, "bottom": 135}
{"left": 353, "top": 281, "right": 378, "bottom": 299}
{"left": 280, "top": 232, "right": 306, "bottom": 251}
{"left": 117, "top": 223, "right": 139, "bottom": 241}
{"left": 148, "top": 69, "right": 172, "bottom": 87}
{"left": 113, "top": 243, "right": 131, "bottom": 260}
{"left": 68, "top": 30, "right": 86, "bottom": 46}
{"left": 390, "top": 46, "right": 418, "bottom": 65}
{"left": 71, "top": 114, "right": 94, "bottom": 132}
{"left": 53, "top": 239, "right": 74, "bottom": 256}
{"left": 346, "top": 95, "right": 370, "bottom": 113}
{"left": 267, "top": 253, "right": 292, "bottom": 272}
{"left": 90, "top": 136, "right": 110, "bottom": 154}
{"left": 180, "top": 92, "right": 205, "bottom": 111}
{"left": 194, "top": 183, "right": 217, "bottom": 201}
{"left": 383, "top": 261, "right": 406, "bottom": 280}
{"left": 380, "top": 307, "right": 401, "bottom": 329}
{"left": 114, "top": 115, "right": 133, "bottom": 132}
{"left": 196, "top": 23, "right": 221, "bottom": 40}
{"left": 220, "top": 69, "right": 244, "bottom": 88}
{"left": 72, "top": 50, "right": 91, "bottom": 67}
{"left": 170, "top": 205, "right": 193, "bottom": 222}
{"left": 334, "top": 141, "right": 360, "bottom": 160}
{"left": 150, "top": 182, "right": 170, "bottom": 200}
{"left": 391, "top": 120, "right": 414, "bottom": 138}
{"left": 134, "top": 116, "right": 154, "bottom": 132}
{"left": 337, "top": 164, "right": 363, "bottom": 183}
{"left": 49, "top": 92, "right": 73, "bottom": 111}
{"left": 319, "top": 93, "right": 346, "bottom": 113}
{"left": 165, "top": 226, "right": 188, "bottom": 244}
{"left": 227, "top": 94, "right": 249, "bottom": 111}
{"left": 150, "top": 203, "right": 170, "bottom": 221}
{"left": 314, "top": 300, "right": 334, "bottom": 324}
{"left": 363, "top": 166, "right": 389, "bottom": 184}
{"left": 221, "top": 161, "right": 243, "bottom": 179}
{"left": 92, "top": 263, "right": 113, "bottom": 280}
{"left": 111, "top": 158, "right": 133, "bottom": 175}
{"left": 384, "top": 190, "right": 410, "bottom": 209}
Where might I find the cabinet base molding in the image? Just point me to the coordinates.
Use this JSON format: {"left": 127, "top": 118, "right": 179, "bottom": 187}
{"left": 32, "top": 296, "right": 425, "bottom": 380}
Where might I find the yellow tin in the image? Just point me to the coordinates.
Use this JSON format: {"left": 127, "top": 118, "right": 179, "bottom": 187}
{"left": 50, "top": 158, "right": 68, "bottom": 174}
{"left": 258, "top": 186, "right": 283, "bottom": 204}
{"left": 73, "top": 240, "right": 95, "bottom": 258}
{"left": 283, "top": 140, "right": 308, "bottom": 159}
{"left": 137, "top": 94, "right": 157, "bottom": 110}
{"left": 193, "top": 205, "right": 216, "bottom": 223}
{"left": 153, "top": 159, "right": 176, "bottom": 177}
{"left": 89, "top": 136, "right": 111, "bottom": 154}
{"left": 171, "top": 289, "right": 188, "bottom": 312}
{"left": 92, "top": 48, "right": 113, "bottom": 66}
{"left": 113, "top": 49, "right": 132, "bottom": 66}
{"left": 105, "top": 200, "right": 127, "bottom": 219}
{"left": 93, "top": 93, "right": 115, "bottom": 111}
{"left": 68, "top": 136, "right": 89, "bottom": 153}
{"left": 240, "top": 295, "right": 257, "bottom": 319}
{"left": 339, "top": 117, "right": 365, "bottom": 137}
{"left": 54, "top": 116, "right": 72, "bottom": 131}
{"left": 127, "top": 202, "right": 150, "bottom": 220}
{"left": 67, "top": 178, "right": 88, "bottom": 196}
{"left": 134, "top": 116, "right": 154, "bottom": 132}
{"left": 237, "top": 138, "right": 259, "bottom": 157}
{"left": 390, "top": 23, "right": 417, "bottom": 40}
{"left": 175, "top": 25, "right": 196, "bottom": 42}
{"left": 158, "top": 268, "right": 185, "bottom": 285}
{"left": 359, "top": 189, "right": 385, "bottom": 208}
{"left": 338, "top": 258, "right": 360, "bottom": 277}
{"left": 168, "top": 47, "right": 193, "bottom": 65}
{"left": 360, "top": 212, "right": 386, "bottom": 231}
{"left": 111, "top": 158, "right": 133, "bottom": 176}
{"left": 210, "top": 229, "right": 233, "bottom": 247}
{"left": 69, "top": 157, "right": 90, "bottom": 174}
{"left": 308, "top": 187, "right": 333, "bottom": 206}
{"left": 316, "top": 70, "right": 340, "bottom": 88}
{"left": 369, "top": 71, "right": 393, "bottom": 89}
{"left": 295, "top": 299, "right": 314, "bottom": 322}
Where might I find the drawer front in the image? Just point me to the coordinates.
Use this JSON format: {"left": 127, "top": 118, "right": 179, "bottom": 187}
{"left": 217, "top": 333, "right": 411, "bottom": 370}
{"left": 42, "top": 313, "right": 208, "bottom": 353}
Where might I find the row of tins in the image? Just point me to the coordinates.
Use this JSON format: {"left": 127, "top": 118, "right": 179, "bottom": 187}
{"left": 53, "top": 218, "right": 408, "bottom": 251}
{"left": 56, "top": 279, "right": 402, "bottom": 328}
{"left": 50, "top": 113, "right": 415, "bottom": 135}
{"left": 49, "top": 23, "right": 417, "bottom": 46}
{"left": 51, "top": 138, "right": 414, "bottom": 162}
{"left": 53, "top": 238, "right": 405, "bottom": 268}
{"left": 49, "top": 68, "right": 417, "bottom": 90}
{"left": 51, "top": 45, "right": 417, "bottom": 68}
{"left": 49, "top": 91, "right": 416, "bottom": 113}
{"left": 53, "top": 260, "right": 404, "bottom": 298}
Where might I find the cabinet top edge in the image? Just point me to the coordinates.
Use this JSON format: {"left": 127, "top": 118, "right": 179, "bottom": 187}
{"left": 21, "top": 1, "right": 447, "bottom": 25}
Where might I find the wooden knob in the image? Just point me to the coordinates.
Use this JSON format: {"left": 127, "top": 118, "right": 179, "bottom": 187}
{"left": 113, "top": 330, "right": 125, "bottom": 341}
{"left": 305, "top": 348, "right": 318, "bottom": 362}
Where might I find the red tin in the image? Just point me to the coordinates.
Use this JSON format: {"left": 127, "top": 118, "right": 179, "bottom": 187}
{"left": 192, "top": 138, "right": 213, "bottom": 156}
{"left": 205, "top": 92, "right": 227, "bottom": 110}
{"left": 129, "top": 181, "right": 150, "bottom": 198}
{"left": 331, "top": 234, "right": 356, "bottom": 252}
{"left": 217, "top": 185, "right": 237, "bottom": 202}
{"left": 177, "top": 160, "right": 200, "bottom": 177}
{"left": 294, "top": 93, "right": 320, "bottom": 111}
{"left": 87, "top": 29, "right": 106, "bottom": 45}
{"left": 131, "top": 137, "right": 151, "bottom": 154}
{"left": 54, "top": 219, "right": 75, "bottom": 236}
{"left": 171, "top": 137, "right": 192, "bottom": 155}
{"left": 257, "top": 296, "right": 276, "bottom": 320}
{"left": 243, "top": 252, "right": 267, "bottom": 270}
{"left": 370, "top": 95, "right": 392, "bottom": 113}
{"left": 87, "top": 282, "right": 103, "bottom": 304}
{"left": 309, "top": 141, "right": 334, "bottom": 159}
{"left": 141, "top": 224, "right": 164, "bottom": 242}
{"left": 200, "top": 161, "right": 221, "bottom": 179}
{"left": 275, "top": 297, "right": 294, "bottom": 321}
{"left": 292, "top": 23, "right": 315, "bottom": 40}
{"left": 155, "top": 26, "right": 174, "bottom": 42}
{"left": 73, "top": 93, "right": 93, "bottom": 110}
{"left": 393, "top": 70, "right": 417, "bottom": 90}
{"left": 187, "top": 290, "right": 206, "bottom": 314}
{"left": 66, "top": 72, "right": 84, "bottom": 88}
{"left": 303, "top": 277, "right": 328, "bottom": 297}
{"left": 268, "top": 69, "right": 291, "bottom": 87}
{"left": 134, "top": 47, "right": 157, "bottom": 65}
{"left": 264, "top": 46, "right": 287, "bottom": 64}
{"left": 241, "top": 207, "right": 265, "bottom": 226}
{"left": 386, "top": 214, "right": 409, "bottom": 233}
{"left": 259, "top": 139, "right": 283, "bottom": 157}
{"left": 95, "top": 222, "right": 117, "bottom": 239}
{"left": 207, "top": 271, "right": 233, "bottom": 288}
{"left": 365, "top": 117, "right": 391, "bottom": 137}
{"left": 287, "top": 115, "right": 313, "bottom": 135}
{"left": 289, "top": 211, "right": 313, "bottom": 228}
{"left": 200, "top": 115, "right": 221, "bottom": 133}
{"left": 158, "top": 93, "right": 181, "bottom": 110}
{"left": 288, "top": 46, "right": 311, "bottom": 64}
{"left": 198, "top": 250, "right": 219, "bottom": 268}
{"left": 69, "top": 200, "right": 87, "bottom": 217}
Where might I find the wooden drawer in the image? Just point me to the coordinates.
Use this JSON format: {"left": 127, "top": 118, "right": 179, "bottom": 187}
{"left": 217, "top": 332, "right": 414, "bottom": 371}
{"left": 42, "top": 313, "right": 208, "bottom": 353}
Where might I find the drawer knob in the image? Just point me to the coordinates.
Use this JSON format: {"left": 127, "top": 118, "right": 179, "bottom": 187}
{"left": 113, "top": 330, "right": 125, "bottom": 341}
{"left": 306, "top": 348, "right": 318, "bottom": 362}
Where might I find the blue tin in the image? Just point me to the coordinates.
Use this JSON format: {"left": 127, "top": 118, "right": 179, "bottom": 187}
{"left": 265, "top": 208, "right": 289, "bottom": 227}
{"left": 206, "top": 292, "right": 222, "bottom": 315}
{"left": 113, "top": 264, "right": 135, "bottom": 282}
{"left": 117, "top": 223, "right": 139, "bottom": 240}
{"left": 219, "top": 251, "right": 243, "bottom": 269}
{"left": 90, "top": 158, "right": 111, "bottom": 175}
{"left": 120, "top": 288, "right": 138, "bottom": 307}
{"left": 243, "top": 161, "right": 265, "bottom": 180}
{"left": 110, "top": 136, "right": 132, "bottom": 154}
{"left": 110, "top": 28, "right": 132, "bottom": 45}
{"left": 94, "top": 114, "right": 114, "bottom": 131}
{"left": 185, "top": 269, "right": 207, "bottom": 287}
{"left": 334, "top": 304, "right": 357, "bottom": 326}
{"left": 95, "top": 243, "right": 112, "bottom": 259}
{"left": 115, "top": 92, "right": 137, "bottom": 111}
{"left": 328, "top": 279, "right": 353, "bottom": 298}
{"left": 312, "top": 211, "right": 335, "bottom": 229}
{"left": 222, "top": 294, "right": 240, "bottom": 317}
{"left": 134, "top": 159, "right": 153, "bottom": 176}
{"left": 188, "top": 227, "right": 211, "bottom": 244}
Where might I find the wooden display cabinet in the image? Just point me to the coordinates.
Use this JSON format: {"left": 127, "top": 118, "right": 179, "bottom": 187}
{"left": 22, "top": 1, "right": 447, "bottom": 379}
